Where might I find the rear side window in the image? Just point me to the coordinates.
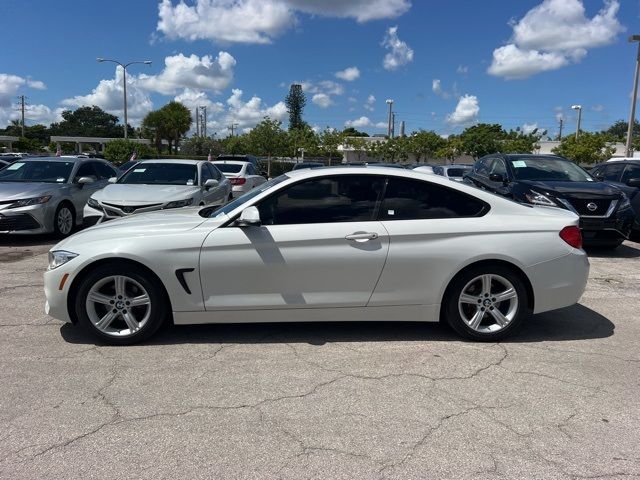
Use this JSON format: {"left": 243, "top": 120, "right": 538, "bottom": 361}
{"left": 379, "top": 177, "right": 488, "bottom": 220}
{"left": 622, "top": 164, "right": 640, "bottom": 183}
{"left": 601, "top": 163, "right": 626, "bottom": 182}
{"left": 474, "top": 158, "right": 491, "bottom": 176}
{"left": 95, "top": 162, "right": 116, "bottom": 179}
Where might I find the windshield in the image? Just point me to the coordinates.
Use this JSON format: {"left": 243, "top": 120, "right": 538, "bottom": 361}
{"left": 203, "top": 175, "right": 288, "bottom": 218}
{"left": 214, "top": 163, "right": 243, "bottom": 173}
{"left": 118, "top": 163, "right": 198, "bottom": 185}
{"left": 0, "top": 161, "right": 74, "bottom": 183}
{"left": 509, "top": 157, "right": 593, "bottom": 182}
{"left": 447, "top": 167, "right": 471, "bottom": 178}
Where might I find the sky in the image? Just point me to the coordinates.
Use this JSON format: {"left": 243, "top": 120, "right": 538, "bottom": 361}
{"left": 0, "top": 0, "right": 638, "bottom": 139}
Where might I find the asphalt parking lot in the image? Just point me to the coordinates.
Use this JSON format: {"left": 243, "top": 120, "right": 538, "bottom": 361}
{"left": 0, "top": 236, "right": 639, "bottom": 480}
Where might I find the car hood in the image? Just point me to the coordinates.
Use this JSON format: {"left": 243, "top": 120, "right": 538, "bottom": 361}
{"left": 0, "top": 182, "right": 65, "bottom": 200}
{"left": 519, "top": 180, "right": 621, "bottom": 198}
{"left": 93, "top": 184, "right": 201, "bottom": 204}
{"left": 54, "top": 207, "right": 222, "bottom": 250}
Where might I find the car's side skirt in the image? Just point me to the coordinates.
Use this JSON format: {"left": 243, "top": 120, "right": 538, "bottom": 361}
{"left": 173, "top": 304, "right": 440, "bottom": 325}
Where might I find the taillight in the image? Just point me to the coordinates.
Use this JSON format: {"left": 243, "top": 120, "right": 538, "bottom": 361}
{"left": 559, "top": 226, "right": 582, "bottom": 249}
{"left": 230, "top": 177, "right": 246, "bottom": 185}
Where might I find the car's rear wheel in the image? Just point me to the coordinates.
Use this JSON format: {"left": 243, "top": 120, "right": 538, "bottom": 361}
{"left": 444, "top": 265, "right": 528, "bottom": 341}
{"left": 53, "top": 203, "right": 74, "bottom": 238}
{"left": 74, "top": 264, "right": 167, "bottom": 345}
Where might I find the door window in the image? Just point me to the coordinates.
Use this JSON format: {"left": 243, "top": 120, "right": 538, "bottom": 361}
{"left": 489, "top": 158, "right": 507, "bottom": 177}
{"left": 257, "top": 175, "right": 385, "bottom": 225}
{"left": 208, "top": 163, "right": 223, "bottom": 180}
{"left": 94, "top": 162, "right": 116, "bottom": 179}
{"left": 379, "top": 177, "right": 488, "bottom": 220}
{"left": 201, "top": 163, "right": 213, "bottom": 185}
{"left": 601, "top": 163, "right": 626, "bottom": 182}
{"left": 74, "top": 162, "right": 97, "bottom": 181}
{"left": 622, "top": 164, "right": 640, "bottom": 183}
{"left": 474, "top": 158, "right": 491, "bottom": 176}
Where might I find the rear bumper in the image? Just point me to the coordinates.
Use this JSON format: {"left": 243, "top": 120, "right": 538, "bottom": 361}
{"left": 525, "top": 251, "right": 590, "bottom": 314}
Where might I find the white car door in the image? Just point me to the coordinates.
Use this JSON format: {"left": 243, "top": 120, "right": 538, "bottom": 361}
{"left": 200, "top": 174, "right": 389, "bottom": 310}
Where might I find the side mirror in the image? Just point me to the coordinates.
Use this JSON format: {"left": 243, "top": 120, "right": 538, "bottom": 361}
{"left": 77, "top": 176, "right": 94, "bottom": 185}
{"left": 108, "top": 177, "right": 117, "bottom": 183}
{"left": 627, "top": 178, "right": 640, "bottom": 188}
{"left": 236, "top": 206, "right": 261, "bottom": 227}
{"left": 489, "top": 173, "right": 505, "bottom": 184}
{"left": 204, "top": 179, "right": 219, "bottom": 189}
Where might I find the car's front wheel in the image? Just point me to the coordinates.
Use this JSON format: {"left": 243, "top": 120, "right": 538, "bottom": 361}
{"left": 53, "top": 202, "right": 75, "bottom": 238}
{"left": 443, "top": 265, "right": 529, "bottom": 341}
{"left": 74, "top": 264, "right": 168, "bottom": 345}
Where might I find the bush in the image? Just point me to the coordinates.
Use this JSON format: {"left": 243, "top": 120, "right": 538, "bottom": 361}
{"left": 103, "top": 139, "right": 156, "bottom": 165}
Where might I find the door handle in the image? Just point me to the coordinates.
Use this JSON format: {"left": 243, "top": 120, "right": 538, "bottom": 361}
{"left": 345, "top": 232, "right": 378, "bottom": 242}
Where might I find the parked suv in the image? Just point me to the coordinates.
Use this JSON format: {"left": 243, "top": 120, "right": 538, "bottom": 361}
{"left": 590, "top": 159, "right": 640, "bottom": 234}
{"left": 464, "top": 154, "right": 634, "bottom": 248}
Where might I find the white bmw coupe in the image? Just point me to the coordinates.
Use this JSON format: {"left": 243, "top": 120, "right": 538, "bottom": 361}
{"left": 44, "top": 167, "right": 589, "bottom": 345}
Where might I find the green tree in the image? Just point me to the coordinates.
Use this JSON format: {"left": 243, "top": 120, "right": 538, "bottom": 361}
{"left": 603, "top": 119, "right": 640, "bottom": 141}
{"left": 141, "top": 110, "right": 168, "bottom": 154}
{"left": 459, "top": 123, "right": 503, "bottom": 158}
{"left": 501, "top": 128, "right": 544, "bottom": 154}
{"left": 159, "top": 101, "right": 192, "bottom": 153}
{"left": 435, "top": 136, "right": 463, "bottom": 163}
{"left": 246, "top": 117, "right": 287, "bottom": 176}
{"left": 408, "top": 130, "right": 446, "bottom": 162}
{"left": 318, "top": 127, "right": 343, "bottom": 165}
{"left": 285, "top": 84, "right": 306, "bottom": 131}
{"left": 14, "top": 137, "right": 44, "bottom": 152}
{"left": 552, "top": 132, "right": 616, "bottom": 164}
{"left": 181, "top": 136, "right": 222, "bottom": 157}
{"left": 49, "top": 106, "right": 131, "bottom": 137}
{"left": 345, "top": 136, "right": 368, "bottom": 162}
{"left": 287, "top": 124, "right": 319, "bottom": 158}
{"left": 341, "top": 127, "right": 369, "bottom": 137}
{"left": 103, "top": 139, "right": 155, "bottom": 165}
{"left": 220, "top": 134, "right": 249, "bottom": 155}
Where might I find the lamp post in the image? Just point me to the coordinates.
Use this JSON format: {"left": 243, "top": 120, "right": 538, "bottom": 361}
{"left": 626, "top": 35, "right": 640, "bottom": 157}
{"left": 96, "top": 58, "right": 152, "bottom": 139}
{"left": 386, "top": 99, "right": 394, "bottom": 139}
{"left": 571, "top": 105, "right": 582, "bottom": 141}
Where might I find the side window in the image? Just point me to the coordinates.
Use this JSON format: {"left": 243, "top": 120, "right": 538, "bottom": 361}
{"left": 257, "top": 175, "right": 385, "bottom": 225}
{"left": 246, "top": 164, "right": 255, "bottom": 175}
{"left": 379, "top": 177, "right": 488, "bottom": 220}
{"left": 602, "top": 163, "right": 626, "bottom": 182}
{"left": 489, "top": 158, "right": 507, "bottom": 177}
{"left": 622, "top": 164, "right": 640, "bottom": 183}
{"left": 474, "top": 158, "right": 491, "bottom": 176}
{"left": 94, "top": 162, "right": 116, "bottom": 180}
{"left": 209, "top": 164, "right": 222, "bottom": 180}
{"left": 201, "top": 164, "right": 213, "bottom": 184}
{"left": 75, "top": 162, "right": 97, "bottom": 181}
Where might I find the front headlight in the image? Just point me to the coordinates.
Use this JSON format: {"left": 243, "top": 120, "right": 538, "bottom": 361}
{"left": 48, "top": 250, "right": 78, "bottom": 270}
{"left": 87, "top": 197, "right": 101, "bottom": 209}
{"left": 7, "top": 195, "right": 52, "bottom": 209}
{"left": 524, "top": 190, "right": 557, "bottom": 207}
{"left": 164, "top": 198, "right": 194, "bottom": 209}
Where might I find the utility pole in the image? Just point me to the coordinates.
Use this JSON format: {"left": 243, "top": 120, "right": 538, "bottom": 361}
{"left": 400, "top": 120, "right": 405, "bottom": 137}
{"left": 195, "top": 108, "right": 200, "bottom": 136}
{"left": 199, "top": 106, "right": 207, "bottom": 137}
{"left": 18, "top": 95, "right": 26, "bottom": 137}
{"left": 558, "top": 118, "right": 563, "bottom": 140}
{"left": 386, "top": 99, "right": 394, "bottom": 138}
{"left": 626, "top": 35, "right": 640, "bottom": 157}
{"left": 391, "top": 112, "right": 396, "bottom": 138}
{"left": 571, "top": 105, "right": 582, "bottom": 140}
{"left": 228, "top": 123, "right": 239, "bottom": 137}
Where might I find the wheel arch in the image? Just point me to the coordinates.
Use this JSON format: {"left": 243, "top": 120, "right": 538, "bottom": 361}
{"left": 439, "top": 259, "right": 535, "bottom": 321}
{"left": 66, "top": 257, "right": 174, "bottom": 324}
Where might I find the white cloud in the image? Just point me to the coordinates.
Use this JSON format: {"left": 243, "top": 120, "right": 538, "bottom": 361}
{"left": 0, "top": 73, "right": 47, "bottom": 107}
{"left": 344, "top": 116, "right": 386, "bottom": 129}
{"left": 591, "top": 104, "right": 604, "bottom": 112}
{"left": 312, "top": 93, "right": 332, "bottom": 108}
{"left": 139, "top": 52, "right": 235, "bottom": 95}
{"left": 382, "top": 26, "right": 414, "bottom": 71}
{"left": 432, "top": 79, "right": 454, "bottom": 99}
{"left": 335, "top": 66, "right": 360, "bottom": 81}
{"left": 446, "top": 94, "right": 479, "bottom": 125}
{"left": 157, "top": 0, "right": 410, "bottom": 45}
{"left": 225, "top": 88, "right": 287, "bottom": 131}
{"left": 456, "top": 65, "right": 468, "bottom": 74}
{"left": 522, "top": 122, "right": 538, "bottom": 134}
{"left": 363, "top": 94, "right": 375, "bottom": 111}
{"left": 488, "top": 0, "right": 624, "bottom": 79}
{"left": 174, "top": 88, "right": 225, "bottom": 114}
{"left": 62, "top": 68, "right": 153, "bottom": 125}
{"left": 0, "top": 103, "right": 63, "bottom": 128}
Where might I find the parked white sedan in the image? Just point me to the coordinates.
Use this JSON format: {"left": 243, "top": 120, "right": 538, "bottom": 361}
{"left": 83, "top": 159, "right": 231, "bottom": 226}
{"left": 45, "top": 167, "right": 589, "bottom": 345}
{"left": 213, "top": 160, "right": 266, "bottom": 198}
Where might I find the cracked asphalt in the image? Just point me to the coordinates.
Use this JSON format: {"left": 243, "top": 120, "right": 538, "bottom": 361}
{"left": 1, "top": 235, "right": 640, "bottom": 479}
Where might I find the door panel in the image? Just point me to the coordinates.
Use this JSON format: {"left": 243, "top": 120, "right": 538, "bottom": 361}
{"left": 200, "top": 222, "right": 389, "bottom": 310}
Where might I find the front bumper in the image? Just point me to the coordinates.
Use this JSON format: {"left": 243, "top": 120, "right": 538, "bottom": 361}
{"left": 0, "top": 204, "right": 55, "bottom": 234}
{"left": 44, "top": 262, "right": 76, "bottom": 323}
{"left": 579, "top": 206, "right": 635, "bottom": 243}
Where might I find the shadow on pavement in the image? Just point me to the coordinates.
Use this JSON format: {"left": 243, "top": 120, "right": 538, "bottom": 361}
{"left": 60, "top": 303, "right": 613, "bottom": 346}
{"left": 0, "top": 234, "right": 58, "bottom": 247}
{"left": 585, "top": 242, "right": 640, "bottom": 259}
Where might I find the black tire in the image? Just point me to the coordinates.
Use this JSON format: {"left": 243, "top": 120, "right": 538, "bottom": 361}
{"left": 74, "top": 263, "right": 168, "bottom": 345}
{"left": 443, "top": 264, "right": 529, "bottom": 341}
{"left": 228, "top": 193, "right": 233, "bottom": 202}
{"left": 53, "top": 202, "right": 75, "bottom": 238}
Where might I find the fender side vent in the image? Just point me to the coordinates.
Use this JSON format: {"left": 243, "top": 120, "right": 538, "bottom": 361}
{"left": 175, "top": 268, "right": 195, "bottom": 294}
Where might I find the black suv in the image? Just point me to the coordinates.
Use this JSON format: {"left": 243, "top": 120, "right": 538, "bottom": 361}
{"left": 590, "top": 159, "right": 640, "bottom": 235}
{"left": 465, "top": 154, "right": 635, "bottom": 248}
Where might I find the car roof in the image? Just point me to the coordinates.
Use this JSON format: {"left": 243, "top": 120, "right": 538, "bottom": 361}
{"left": 213, "top": 160, "right": 249, "bottom": 165}
{"left": 16, "top": 156, "right": 85, "bottom": 163}
{"left": 137, "top": 159, "right": 202, "bottom": 165}
{"left": 494, "top": 154, "right": 568, "bottom": 162}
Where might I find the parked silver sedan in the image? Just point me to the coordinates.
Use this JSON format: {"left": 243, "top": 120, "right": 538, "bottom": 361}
{"left": 0, "top": 157, "right": 117, "bottom": 236}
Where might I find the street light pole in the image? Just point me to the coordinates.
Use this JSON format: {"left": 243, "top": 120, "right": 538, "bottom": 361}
{"left": 626, "top": 35, "right": 640, "bottom": 157}
{"left": 386, "top": 99, "right": 393, "bottom": 138}
{"left": 571, "top": 105, "right": 582, "bottom": 141}
{"left": 96, "top": 58, "right": 152, "bottom": 139}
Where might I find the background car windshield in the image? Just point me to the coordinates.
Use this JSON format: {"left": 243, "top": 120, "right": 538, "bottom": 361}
{"left": 0, "top": 161, "right": 74, "bottom": 183}
{"left": 118, "top": 163, "right": 198, "bottom": 185}
{"left": 215, "top": 163, "right": 243, "bottom": 173}
{"left": 509, "top": 157, "right": 592, "bottom": 182}
{"left": 447, "top": 167, "right": 471, "bottom": 177}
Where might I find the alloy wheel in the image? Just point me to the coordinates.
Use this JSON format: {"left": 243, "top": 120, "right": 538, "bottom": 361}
{"left": 457, "top": 274, "right": 519, "bottom": 333}
{"left": 57, "top": 207, "right": 73, "bottom": 235}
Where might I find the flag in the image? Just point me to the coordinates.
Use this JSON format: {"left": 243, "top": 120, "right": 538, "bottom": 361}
{"left": 55, "top": 144, "right": 61, "bottom": 157}
{"left": 207, "top": 149, "right": 212, "bottom": 162}
{"left": 130, "top": 150, "right": 137, "bottom": 162}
